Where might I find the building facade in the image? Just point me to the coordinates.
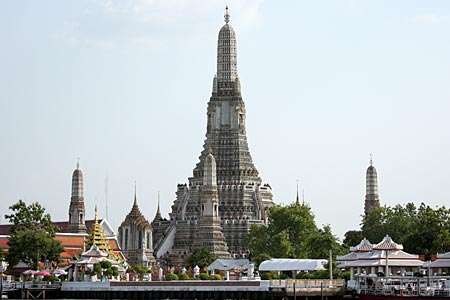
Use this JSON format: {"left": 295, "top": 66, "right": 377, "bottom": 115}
{"left": 118, "top": 189, "right": 156, "bottom": 267}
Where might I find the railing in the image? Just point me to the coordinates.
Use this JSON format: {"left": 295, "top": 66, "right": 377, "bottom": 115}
{"left": 270, "top": 279, "right": 346, "bottom": 297}
{"left": 270, "top": 279, "right": 346, "bottom": 288}
{"left": 2, "top": 281, "right": 61, "bottom": 290}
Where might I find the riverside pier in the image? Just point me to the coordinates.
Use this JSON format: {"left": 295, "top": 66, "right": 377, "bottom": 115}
{"left": 4, "top": 279, "right": 345, "bottom": 300}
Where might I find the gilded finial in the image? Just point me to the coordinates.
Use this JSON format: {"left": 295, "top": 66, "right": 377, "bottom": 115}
{"left": 224, "top": 6, "right": 230, "bottom": 24}
{"left": 208, "top": 147, "right": 213, "bottom": 154}
{"left": 94, "top": 205, "right": 99, "bottom": 224}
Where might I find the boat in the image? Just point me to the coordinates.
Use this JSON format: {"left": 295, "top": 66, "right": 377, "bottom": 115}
{"left": 355, "top": 274, "right": 450, "bottom": 300}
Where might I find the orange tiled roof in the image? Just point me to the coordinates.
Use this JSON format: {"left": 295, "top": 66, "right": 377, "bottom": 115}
{"left": 56, "top": 235, "right": 85, "bottom": 247}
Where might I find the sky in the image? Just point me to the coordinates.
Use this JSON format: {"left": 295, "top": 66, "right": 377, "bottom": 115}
{"left": 1, "top": 0, "right": 449, "bottom": 241}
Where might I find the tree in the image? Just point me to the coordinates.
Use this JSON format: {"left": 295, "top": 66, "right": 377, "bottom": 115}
{"left": 185, "top": 247, "right": 218, "bottom": 268}
{"left": 244, "top": 204, "right": 343, "bottom": 267}
{"left": 0, "top": 248, "right": 5, "bottom": 262}
{"left": 361, "top": 202, "right": 450, "bottom": 255}
{"left": 5, "top": 200, "right": 64, "bottom": 269}
{"left": 343, "top": 230, "right": 363, "bottom": 247}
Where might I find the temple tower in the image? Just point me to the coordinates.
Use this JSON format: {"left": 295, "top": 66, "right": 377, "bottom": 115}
{"left": 192, "top": 149, "right": 230, "bottom": 257}
{"left": 364, "top": 156, "right": 380, "bottom": 215}
{"left": 163, "top": 7, "right": 274, "bottom": 265}
{"left": 118, "top": 186, "right": 155, "bottom": 267}
{"left": 68, "top": 160, "right": 87, "bottom": 233}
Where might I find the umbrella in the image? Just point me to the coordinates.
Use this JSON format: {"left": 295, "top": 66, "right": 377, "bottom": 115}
{"left": 52, "top": 269, "right": 67, "bottom": 276}
{"left": 36, "top": 270, "right": 51, "bottom": 276}
{"left": 22, "top": 270, "right": 38, "bottom": 275}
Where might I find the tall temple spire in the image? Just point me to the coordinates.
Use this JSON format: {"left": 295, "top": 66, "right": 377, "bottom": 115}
{"left": 217, "top": 6, "right": 237, "bottom": 82}
{"left": 193, "top": 151, "right": 230, "bottom": 258}
{"left": 68, "top": 159, "right": 87, "bottom": 233}
{"left": 165, "top": 8, "right": 274, "bottom": 265}
{"left": 296, "top": 179, "right": 300, "bottom": 206}
{"left": 364, "top": 155, "right": 380, "bottom": 215}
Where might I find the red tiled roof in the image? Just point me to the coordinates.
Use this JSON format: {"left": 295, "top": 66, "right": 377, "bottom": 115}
{"left": 0, "top": 224, "right": 12, "bottom": 235}
{"left": 0, "top": 219, "right": 102, "bottom": 235}
{"left": 0, "top": 236, "right": 9, "bottom": 248}
{"left": 56, "top": 235, "right": 85, "bottom": 247}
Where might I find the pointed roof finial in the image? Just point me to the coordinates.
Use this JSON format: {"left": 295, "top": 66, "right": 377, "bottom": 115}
{"left": 94, "top": 205, "right": 99, "bottom": 224}
{"left": 224, "top": 6, "right": 230, "bottom": 24}
{"left": 296, "top": 179, "right": 300, "bottom": 206}
{"left": 370, "top": 153, "right": 373, "bottom": 166}
{"left": 77, "top": 157, "right": 80, "bottom": 169}
{"left": 134, "top": 181, "right": 138, "bottom": 206}
{"left": 157, "top": 191, "right": 161, "bottom": 215}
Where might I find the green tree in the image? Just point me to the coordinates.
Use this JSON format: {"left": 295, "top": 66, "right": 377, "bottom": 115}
{"left": 244, "top": 204, "right": 343, "bottom": 267}
{"left": 185, "top": 247, "right": 218, "bottom": 268}
{"left": 310, "top": 225, "right": 346, "bottom": 259}
{"left": 343, "top": 230, "right": 363, "bottom": 247}
{"left": 361, "top": 202, "right": 450, "bottom": 255}
{"left": 93, "top": 263, "right": 102, "bottom": 275}
{"left": 5, "top": 200, "right": 64, "bottom": 269}
{"left": 0, "top": 248, "right": 5, "bottom": 262}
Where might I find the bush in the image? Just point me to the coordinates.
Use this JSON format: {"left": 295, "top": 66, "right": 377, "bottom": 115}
{"left": 165, "top": 273, "right": 179, "bottom": 281}
{"left": 313, "top": 270, "right": 329, "bottom": 279}
{"left": 280, "top": 273, "right": 291, "bottom": 279}
{"left": 111, "top": 266, "right": 119, "bottom": 277}
{"left": 340, "top": 271, "right": 350, "bottom": 280}
{"left": 43, "top": 275, "right": 59, "bottom": 282}
{"left": 199, "top": 273, "right": 209, "bottom": 280}
{"left": 260, "top": 272, "right": 279, "bottom": 280}
{"left": 93, "top": 263, "right": 102, "bottom": 274}
{"left": 101, "top": 261, "right": 112, "bottom": 269}
{"left": 178, "top": 273, "right": 190, "bottom": 280}
{"left": 209, "top": 274, "right": 221, "bottom": 280}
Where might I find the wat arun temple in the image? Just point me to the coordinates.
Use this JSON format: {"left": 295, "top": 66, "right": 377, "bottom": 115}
{"left": 152, "top": 8, "right": 275, "bottom": 266}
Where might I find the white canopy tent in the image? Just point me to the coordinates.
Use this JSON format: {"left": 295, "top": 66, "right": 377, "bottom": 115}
{"left": 207, "top": 259, "right": 250, "bottom": 271}
{"left": 259, "top": 259, "right": 327, "bottom": 272}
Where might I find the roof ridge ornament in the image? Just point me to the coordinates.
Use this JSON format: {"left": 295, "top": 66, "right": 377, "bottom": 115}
{"left": 224, "top": 6, "right": 230, "bottom": 24}
{"left": 370, "top": 153, "right": 373, "bottom": 166}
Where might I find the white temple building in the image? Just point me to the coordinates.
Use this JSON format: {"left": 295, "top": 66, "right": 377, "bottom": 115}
{"left": 425, "top": 252, "right": 450, "bottom": 275}
{"left": 337, "top": 235, "right": 424, "bottom": 280}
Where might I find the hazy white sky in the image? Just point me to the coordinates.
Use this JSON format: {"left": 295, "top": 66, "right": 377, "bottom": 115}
{"left": 1, "top": 0, "right": 449, "bottom": 240}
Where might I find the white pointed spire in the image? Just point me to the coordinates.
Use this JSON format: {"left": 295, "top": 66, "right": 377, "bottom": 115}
{"left": 217, "top": 7, "right": 237, "bottom": 82}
